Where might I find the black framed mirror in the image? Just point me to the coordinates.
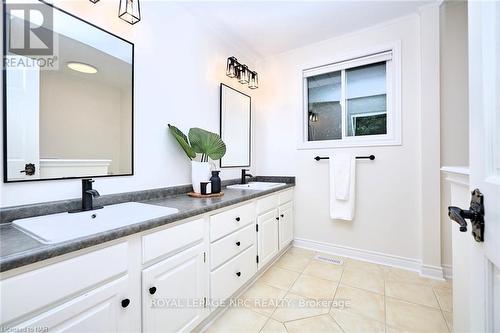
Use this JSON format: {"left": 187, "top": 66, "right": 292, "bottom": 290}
{"left": 3, "top": 1, "right": 134, "bottom": 182}
{"left": 219, "top": 84, "right": 251, "bottom": 168}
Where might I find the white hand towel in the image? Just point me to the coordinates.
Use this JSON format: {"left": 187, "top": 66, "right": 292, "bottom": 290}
{"left": 329, "top": 153, "right": 356, "bottom": 220}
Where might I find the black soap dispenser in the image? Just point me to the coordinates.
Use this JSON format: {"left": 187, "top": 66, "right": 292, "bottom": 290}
{"left": 210, "top": 171, "right": 221, "bottom": 194}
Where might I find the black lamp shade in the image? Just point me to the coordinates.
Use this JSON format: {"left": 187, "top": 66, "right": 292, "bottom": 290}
{"left": 119, "top": 0, "right": 141, "bottom": 25}
{"left": 238, "top": 65, "right": 249, "bottom": 84}
{"left": 226, "top": 57, "right": 237, "bottom": 78}
{"left": 249, "top": 71, "right": 258, "bottom": 89}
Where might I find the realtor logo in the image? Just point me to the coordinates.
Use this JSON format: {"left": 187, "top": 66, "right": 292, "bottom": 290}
{"left": 7, "top": 3, "right": 53, "bottom": 56}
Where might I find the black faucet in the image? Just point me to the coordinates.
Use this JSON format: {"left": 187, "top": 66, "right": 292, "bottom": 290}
{"left": 241, "top": 169, "right": 253, "bottom": 185}
{"left": 81, "top": 179, "right": 102, "bottom": 211}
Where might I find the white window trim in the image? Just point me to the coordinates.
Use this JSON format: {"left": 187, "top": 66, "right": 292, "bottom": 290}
{"left": 298, "top": 41, "right": 402, "bottom": 149}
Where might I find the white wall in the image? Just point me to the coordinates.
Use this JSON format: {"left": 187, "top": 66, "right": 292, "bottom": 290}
{"left": 254, "top": 16, "right": 425, "bottom": 262}
{"left": 419, "top": 4, "right": 442, "bottom": 277}
{"left": 439, "top": 1, "right": 469, "bottom": 272}
{"left": 0, "top": 0, "right": 259, "bottom": 207}
{"left": 39, "top": 71, "right": 130, "bottom": 175}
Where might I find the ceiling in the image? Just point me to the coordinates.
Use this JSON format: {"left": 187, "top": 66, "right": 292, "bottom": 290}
{"left": 179, "top": 1, "right": 434, "bottom": 58}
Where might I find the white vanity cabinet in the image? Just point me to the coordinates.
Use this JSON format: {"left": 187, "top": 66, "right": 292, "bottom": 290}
{"left": 141, "top": 218, "right": 208, "bottom": 333}
{"left": 11, "top": 275, "right": 132, "bottom": 333}
{"left": 0, "top": 187, "right": 294, "bottom": 333}
{"left": 257, "top": 209, "right": 279, "bottom": 267}
{"left": 0, "top": 242, "right": 139, "bottom": 332}
{"left": 208, "top": 203, "right": 257, "bottom": 305}
{"left": 256, "top": 188, "right": 294, "bottom": 267}
{"left": 142, "top": 243, "right": 208, "bottom": 333}
{"left": 279, "top": 202, "right": 293, "bottom": 249}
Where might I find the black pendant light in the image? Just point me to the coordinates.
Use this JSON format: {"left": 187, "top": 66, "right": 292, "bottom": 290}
{"left": 89, "top": 0, "right": 100, "bottom": 3}
{"left": 119, "top": 0, "right": 141, "bottom": 25}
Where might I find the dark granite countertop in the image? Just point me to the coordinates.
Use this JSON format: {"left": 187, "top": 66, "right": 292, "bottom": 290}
{"left": 0, "top": 177, "right": 295, "bottom": 272}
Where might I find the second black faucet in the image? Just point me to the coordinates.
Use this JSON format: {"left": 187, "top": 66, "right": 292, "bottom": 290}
{"left": 241, "top": 169, "right": 253, "bottom": 185}
{"left": 81, "top": 179, "right": 103, "bottom": 212}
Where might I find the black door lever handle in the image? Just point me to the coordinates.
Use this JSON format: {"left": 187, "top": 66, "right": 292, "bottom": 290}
{"left": 448, "top": 206, "right": 470, "bottom": 232}
{"left": 447, "top": 189, "right": 485, "bottom": 242}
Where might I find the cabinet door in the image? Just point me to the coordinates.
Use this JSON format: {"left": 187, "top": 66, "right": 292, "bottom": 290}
{"left": 257, "top": 209, "right": 279, "bottom": 268}
{"left": 279, "top": 202, "right": 293, "bottom": 250}
{"left": 142, "top": 243, "right": 208, "bottom": 333}
{"left": 10, "top": 276, "right": 135, "bottom": 333}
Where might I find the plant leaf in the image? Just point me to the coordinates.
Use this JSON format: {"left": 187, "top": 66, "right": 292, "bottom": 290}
{"left": 188, "top": 127, "right": 226, "bottom": 161}
{"left": 168, "top": 124, "right": 196, "bottom": 159}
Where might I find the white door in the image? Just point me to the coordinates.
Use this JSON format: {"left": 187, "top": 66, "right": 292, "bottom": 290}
{"left": 278, "top": 202, "right": 293, "bottom": 250}
{"left": 11, "top": 276, "right": 134, "bottom": 332}
{"left": 257, "top": 209, "right": 279, "bottom": 267}
{"left": 466, "top": 1, "right": 500, "bottom": 331}
{"left": 142, "top": 243, "right": 208, "bottom": 333}
{"left": 6, "top": 57, "right": 40, "bottom": 180}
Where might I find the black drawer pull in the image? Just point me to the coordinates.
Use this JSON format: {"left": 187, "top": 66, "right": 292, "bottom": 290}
{"left": 121, "top": 298, "right": 130, "bottom": 308}
{"left": 235, "top": 217, "right": 241, "bottom": 222}
{"left": 149, "top": 287, "right": 157, "bottom": 295}
{"left": 280, "top": 214, "right": 284, "bottom": 218}
{"left": 236, "top": 271, "right": 241, "bottom": 277}
{"left": 235, "top": 241, "right": 241, "bottom": 246}
{"left": 276, "top": 217, "right": 279, "bottom": 221}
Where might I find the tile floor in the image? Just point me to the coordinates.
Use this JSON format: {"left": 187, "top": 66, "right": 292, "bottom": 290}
{"left": 205, "top": 247, "right": 453, "bottom": 333}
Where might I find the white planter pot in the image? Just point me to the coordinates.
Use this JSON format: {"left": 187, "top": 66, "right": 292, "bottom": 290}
{"left": 191, "top": 161, "right": 211, "bottom": 193}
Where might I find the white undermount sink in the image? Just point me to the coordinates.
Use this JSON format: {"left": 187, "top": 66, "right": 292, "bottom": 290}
{"left": 12, "top": 202, "right": 179, "bottom": 244}
{"left": 227, "top": 182, "right": 287, "bottom": 191}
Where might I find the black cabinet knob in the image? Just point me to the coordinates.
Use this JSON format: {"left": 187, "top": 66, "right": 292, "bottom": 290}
{"left": 276, "top": 217, "right": 279, "bottom": 221}
{"left": 280, "top": 214, "right": 284, "bottom": 218}
{"left": 235, "top": 241, "right": 241, "bottom": 246}
{"left": 149, "top": 287, "right": 157, "bottom": 295}
{"left": 236, "top": 272, "right": 241, "bottom": 277}
{"left": 235, "top": 217, "right": 241, "bottom": 222}
{"left": 121, "top": 298, "right": 131, "bottom": 308}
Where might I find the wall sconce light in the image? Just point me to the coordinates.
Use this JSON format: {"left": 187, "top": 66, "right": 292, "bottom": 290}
{"left": 119, "top": 0, "right": 141, "bottom": 25}
{"left": 226, "top": 57, "right": 238, "bottom": 78}
{"left": 308, "top": 112, "right": 319, "bottom": 122}
{"left": 225, "top": 57, "right": 258, "bottom": 89}
{"left": 249, "top": 71, "right": 258, "bottom": 89}
{"left": 238, "top": 65, "right": 250, "bottom": 84}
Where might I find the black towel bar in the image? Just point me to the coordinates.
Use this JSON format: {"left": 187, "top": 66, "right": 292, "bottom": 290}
{"left": 314, "top": 155, "right": 375, "bottom": 161}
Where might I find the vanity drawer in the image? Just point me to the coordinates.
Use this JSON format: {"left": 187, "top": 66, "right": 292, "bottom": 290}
{"left": 210, "top": 224, "right": 255, "bottom": 270}
{"left": 210, "top": 245, "right": 257, "bottom": 302}
{"left": 142, "top": 218, "right": 204, "bottom": 264}
{"left": 279, "top": 189, "right": 294, "bottom": 204}
{"left": 0, "top": 242, "right": 128, "bottom": 324}
{"left": 210, "top": 203, "right": 255, "bottom": 241}
{"left": 257, "top": 194, "right": 279, "bottom": 215}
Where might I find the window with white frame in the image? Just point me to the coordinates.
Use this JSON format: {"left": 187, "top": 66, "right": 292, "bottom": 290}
{"left": 302, "top": 46, "right": 400, "bottom": 148}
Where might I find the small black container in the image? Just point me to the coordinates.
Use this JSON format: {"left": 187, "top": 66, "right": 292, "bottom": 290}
{"left": 210, "top": 171, "right": 221, "bottom": 193}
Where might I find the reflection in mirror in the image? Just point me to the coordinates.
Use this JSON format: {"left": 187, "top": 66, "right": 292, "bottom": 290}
{"left": 220, "top": 84, "right": 251, "bottom": 168}
{"left": 4, "top": 2, "right": 133, "bottom": 182}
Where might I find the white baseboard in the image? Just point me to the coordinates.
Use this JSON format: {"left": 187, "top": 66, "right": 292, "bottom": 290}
{"left": 294, "top": 238, "right": 448, "bottom": 280}
{"left": 442, "top": 264, "right": 453, "bottom": 279}
{"left": 420, "top": 264, "right": 445, "bottom": 280}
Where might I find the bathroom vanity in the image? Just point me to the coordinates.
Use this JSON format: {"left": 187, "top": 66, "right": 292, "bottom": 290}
{"left": 0, "top": 182, "right": 294, "bottom": 332}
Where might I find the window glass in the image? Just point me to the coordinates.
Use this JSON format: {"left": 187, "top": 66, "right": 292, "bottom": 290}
{"left": 346, "top": 62, "right": 387, "bottom": 136}
{"left": 307, "top": 71, "right": 341, "bottom": 141}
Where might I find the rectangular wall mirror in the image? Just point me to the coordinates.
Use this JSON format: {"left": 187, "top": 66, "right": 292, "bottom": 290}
{"left": 3, "top": 1, "right": 134, "bottom": 182}
{"left": 220, "top": 84, "right": 251, "bottom": 168}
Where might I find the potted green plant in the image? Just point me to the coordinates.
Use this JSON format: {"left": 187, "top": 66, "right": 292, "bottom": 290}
{"left": 168, "top": 124, "right": 226, "bottom": 193}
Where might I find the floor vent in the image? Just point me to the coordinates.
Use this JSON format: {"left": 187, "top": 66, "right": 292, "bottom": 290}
{"left": 314, "top": 255, "right": 344, "bottom": 265}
